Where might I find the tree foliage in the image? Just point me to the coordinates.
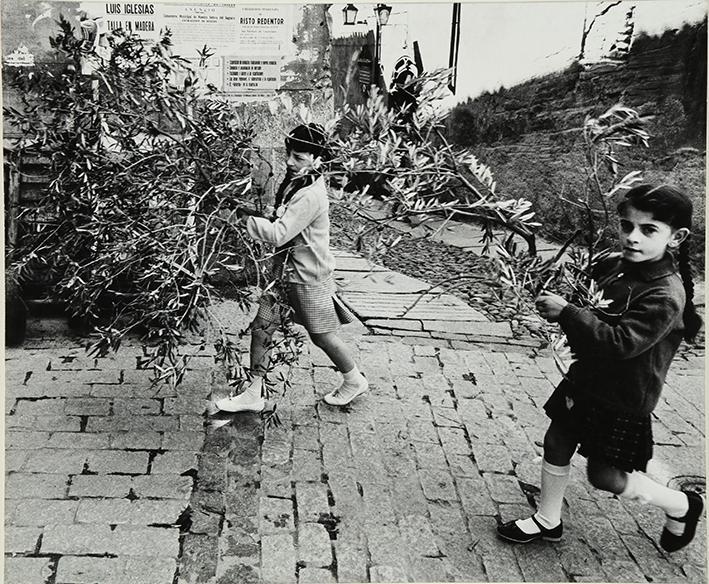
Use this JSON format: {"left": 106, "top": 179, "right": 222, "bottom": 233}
{"left": 4, "top": 19, "right": 268, "bottom": 388}
{"left": 5, "top": 22, "right": 541, "bottom": 404}
{"left": 315, "top": 71, "right": 540, "bottom": 256}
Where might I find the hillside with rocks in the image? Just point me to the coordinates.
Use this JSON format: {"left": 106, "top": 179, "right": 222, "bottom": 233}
{"left": 447, "top": 19, "right": 706, "bottom": 259}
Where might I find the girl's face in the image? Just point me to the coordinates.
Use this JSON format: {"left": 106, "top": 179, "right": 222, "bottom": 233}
{"left": 618, "top": 205, "right": 689, "bottom": 263}
{"left": 286, "top": 149, "right": 315, "bottom": 174}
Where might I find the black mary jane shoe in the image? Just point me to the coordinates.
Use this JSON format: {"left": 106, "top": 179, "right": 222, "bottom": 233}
{"left": 497, "top": 515, "right": 563, "bottom": 544}
{"left": 660, "top": 491, "right": 704, "bottom": 553}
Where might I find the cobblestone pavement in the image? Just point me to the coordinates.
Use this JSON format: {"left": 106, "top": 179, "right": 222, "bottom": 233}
{"left": 5, "top": 301, "right": 705, "bottom": 584}
{"left": 4, "top": 207, "right": 706, "bottom": 583}
{"left": 203, "top": 322, "right": 705, "bottom": 584}
{"left": 5, "top": 316, "right": 208, "bottom": 584}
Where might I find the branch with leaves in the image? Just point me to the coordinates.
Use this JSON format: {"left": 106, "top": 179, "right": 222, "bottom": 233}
{"left": 264, "top": 70, "right": 541, "bottom": 265}
{"left": 489, "top": 103, "right": 651, "bottom": 375}
{"left": 4, "top": 23, "right": 544, "bottom": 418}
{"left": 4, "top": 22, "right": 301, "bottom": 397}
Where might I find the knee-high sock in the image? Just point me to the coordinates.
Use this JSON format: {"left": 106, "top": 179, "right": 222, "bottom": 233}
{"left": 517, "top": 459, "right": 570, "bottom": 533}
{"left": 536, "top": 459, "right": 571, "bottom": 528}
{"left": 621, "top": 471, "right": 688, "bottom": 518}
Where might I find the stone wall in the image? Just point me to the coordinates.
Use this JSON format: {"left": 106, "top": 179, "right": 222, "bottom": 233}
{"left": 330, "top": 31, "right": 375, "bottom": 110}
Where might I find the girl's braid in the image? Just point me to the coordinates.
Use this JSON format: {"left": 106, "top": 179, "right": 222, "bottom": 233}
{"left": 676, "top": 239, "right": 702, "bottom": 342}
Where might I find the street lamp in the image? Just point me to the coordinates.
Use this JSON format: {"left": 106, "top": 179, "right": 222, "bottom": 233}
{"left": 342, "top": 3, "right": 358, "bottom": 25}
{"left": 373, "top": 4, "right": 391, "bottom": 86}
{"left": 374, "top": 3, "right": 391, "bottom": 26}
{"left": 342, "top": 4, "right": 392, "bottom": 89}
{"left": 448, "top": 3, "right": 461, "bottom": 93}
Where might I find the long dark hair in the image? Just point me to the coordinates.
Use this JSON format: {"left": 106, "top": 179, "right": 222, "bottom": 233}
{"left": 617, "top": 184, "right": 702, "bottom": 342}
{"left": 273, "top": 124, "right": 328, "bottom": 210}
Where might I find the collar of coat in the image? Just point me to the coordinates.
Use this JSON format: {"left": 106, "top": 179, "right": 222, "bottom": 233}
{"left": 620, "top": 252, "right": 678, "bottom": 282}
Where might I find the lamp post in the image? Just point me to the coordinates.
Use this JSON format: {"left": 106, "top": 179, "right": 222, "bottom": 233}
{"left": 373, "top": 3, "right": 391, "bottom": 86}
{"left": 342, "top": 3, "right": 358, "bottom": 25}
{"left": 342, "top": 4, "right": 391, "bottom": 89}
{"left": 448, "top": 3, "right": 461, "bottom": 93}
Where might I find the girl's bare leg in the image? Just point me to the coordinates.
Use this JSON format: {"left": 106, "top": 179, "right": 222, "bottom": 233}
{"left": 310, "top": 331, "right": 367, "bottom": 406}
{"left": 213, "top": 316, "right": 276, "bottom": 412}
{"left": 309, "top": 331, "right": 354, "bottom": 372}
{"left": 250, "top": 316, "right": 278, "bottom": 375}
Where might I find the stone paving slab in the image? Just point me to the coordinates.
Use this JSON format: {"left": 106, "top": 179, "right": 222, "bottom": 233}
{"left": 336, "top": 270, "right": 429, "bottom": 294}
{"left": 331, "top": 250, "right": 389, "bottom": 272}
{"left": 338, "top": 291, "right": 488, "bottom": 322}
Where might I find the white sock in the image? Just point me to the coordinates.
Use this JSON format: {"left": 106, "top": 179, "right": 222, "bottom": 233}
{"left": 515, "top": 516, "right": 541, "bottom": 534}
{"left": 242, "top": 376, "right": 263, "bottom": 399}
{"left": 516, "top": 459, "right": 570, "bottom": 533}
{"left": 342, "top": 365, "right": 362, "bottom": 385}
{"left": 622, "top": 471, "right": 688, "bottom": 514}
{"left": 621, "top": 471, "right": 688, "bottom": 535}
{"left": 536, "top": 460, "right": 571, "bottom": 528}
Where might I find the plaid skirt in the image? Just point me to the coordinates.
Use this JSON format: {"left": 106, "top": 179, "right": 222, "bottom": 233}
{"left": 256, "top": 276, "right": 356, "bottom": 334}
{"left": 544, "top": 383, "right": 653, "bottom": 473}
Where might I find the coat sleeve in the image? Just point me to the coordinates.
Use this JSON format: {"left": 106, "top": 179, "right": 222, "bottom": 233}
{"left": 245, "top": 187, "right": 323, "bottom": 247}
{"left": 558, "top": 289, "right": 683, "bottom": 360}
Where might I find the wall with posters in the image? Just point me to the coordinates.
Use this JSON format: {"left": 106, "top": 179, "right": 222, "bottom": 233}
{"left": 2, "top": 1, "right": 331, "bottom": 100}
{"left": 2, "top": 1, "right": 333, "bottom": 198}
{"left": 87, "top": 2, "right": 298, "bottom": 101}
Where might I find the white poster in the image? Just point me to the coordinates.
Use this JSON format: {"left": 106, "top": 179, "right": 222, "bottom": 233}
{"left": 223, "top": 57, "right": 281, "bottom": 97}
{"left": 96, "top": 2, "right": 163, "bottom": 41}
{"left": 80, "top": 2, "right": 293, "bottom": 100}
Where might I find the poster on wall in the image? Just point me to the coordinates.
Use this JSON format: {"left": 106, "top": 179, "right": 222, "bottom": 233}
{"left": 223, "top": 58, "right": 281, "bottom": 97}
{"left": 79, "top": 2, "right": 294, "bottom": 101}
{"left": 101, "top": 2, "right": 163, "bottom": 40}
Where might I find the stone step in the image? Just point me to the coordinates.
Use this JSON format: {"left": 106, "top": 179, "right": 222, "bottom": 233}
{"left": 366, "top": 318, "right": 512, "bottom": 337}
{"left": 336, "top": 270, "right": 428, "bottom": 293}
{"left": 339, "top": 291, "right": 488, "bottom": 322}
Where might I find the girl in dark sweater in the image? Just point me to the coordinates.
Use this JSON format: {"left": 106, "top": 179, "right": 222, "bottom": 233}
{"left": 498, "top": 184, "right": 703, "bottom": 553}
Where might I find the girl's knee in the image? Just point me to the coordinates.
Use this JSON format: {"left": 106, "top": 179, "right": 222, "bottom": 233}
{"left": 587, "top": 459, "right": 626, "bottom": 494}
{"left": 543, "top": 422, "right": 576, "bottom": 465}
{"left": 310, "top": 332, "right": 333, "bottom": 349}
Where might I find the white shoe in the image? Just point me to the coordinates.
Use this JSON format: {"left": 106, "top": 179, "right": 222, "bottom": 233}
{"left": 323, "top": 375, "right": 368, "bottom": 406}
{"left": 214, "top": 392, "right": 265, "bottom": 413}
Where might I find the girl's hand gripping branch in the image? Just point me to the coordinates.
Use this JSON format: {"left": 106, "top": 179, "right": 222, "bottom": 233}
{"left": 536, "top": 292, "right": 569, "bottom": 322}
{"left": 218, "top": 206, "right": 260, "bottom": 227}
{"left": 236, "top": 205, "right": 261, "bottom": 218}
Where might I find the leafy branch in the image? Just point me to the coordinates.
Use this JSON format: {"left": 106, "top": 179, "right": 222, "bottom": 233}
{"left": 489, "top": 103, "right": 651, "bottom": 375}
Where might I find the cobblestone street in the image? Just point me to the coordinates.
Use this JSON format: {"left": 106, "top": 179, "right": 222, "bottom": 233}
{"left": 5, "top": 288, "right": 706, "bottom": 583}
{"left": 4, "top": 225, "right": 707, "bottom": 584}
{"left": 3, "top": 0, "right": 707, "bottom": 581}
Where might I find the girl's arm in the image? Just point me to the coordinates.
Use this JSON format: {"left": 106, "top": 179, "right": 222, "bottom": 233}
{"left": 245, "top": 187, "right": 322, "bottom": 246}
{"left": 558, "top": 290, "right": 683, "bottom": 360}
{"left": 218, "top": 206, "right": 261, "bottom": 227}
{"left": 236, "top": 206, "right": 262, "bottom": 218}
